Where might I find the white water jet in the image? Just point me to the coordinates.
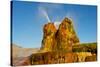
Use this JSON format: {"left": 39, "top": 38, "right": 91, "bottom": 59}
{"left": 40, "top": 7, "right": 51, "bottom": 22}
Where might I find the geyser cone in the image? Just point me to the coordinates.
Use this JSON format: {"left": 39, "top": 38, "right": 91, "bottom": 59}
{"left": 40, "top": 17, "right": 79, "bottom": 52}
{"left": 56, "top": 17, "right": 80, "bottom": 52}
{"left": 41, "top": 23, "right": 57, "bottom": 52}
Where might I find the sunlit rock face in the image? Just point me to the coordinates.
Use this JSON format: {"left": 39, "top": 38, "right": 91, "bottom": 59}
{"left": 41, "top": 17, "right": 80, "bottom": 52}
{"left": 56, "top": 17, "right": 80, "bottom": 52}
{"left": 40, "top": 23, "right": 57, "bottom": 52}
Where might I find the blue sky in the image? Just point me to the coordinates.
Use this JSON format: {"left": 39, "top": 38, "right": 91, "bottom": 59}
{"left": 12, "top": 1, "right": 97, "bottom": 48}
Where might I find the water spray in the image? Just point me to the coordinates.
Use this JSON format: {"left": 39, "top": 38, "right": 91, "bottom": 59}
{"left": 40, "top": 7, "right": 51, "bottom": 22}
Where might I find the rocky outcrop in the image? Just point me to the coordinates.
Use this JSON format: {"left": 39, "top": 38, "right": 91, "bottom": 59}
{"left": 41, "top": 17, "right": 80, "bottom": 52}
{"left": 56, "top": 18, "right": 79, "bottom": 52}
{"left": 34, "top": 17, "right": 80, "bottom": 65}
{"left": 40, "top": 23, "right": 57, "bottom": 52}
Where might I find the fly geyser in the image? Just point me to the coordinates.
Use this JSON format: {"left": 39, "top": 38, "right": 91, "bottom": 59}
{"left": 40, "top": 17, "right": 80, "bottom": 52}
{"left": 30, "top": 17, "right": 80, "bottom": 65}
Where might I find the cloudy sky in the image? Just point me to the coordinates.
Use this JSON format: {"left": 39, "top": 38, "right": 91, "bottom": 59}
{"left": 12, "top": 1, "right": 97, "bottom": 48}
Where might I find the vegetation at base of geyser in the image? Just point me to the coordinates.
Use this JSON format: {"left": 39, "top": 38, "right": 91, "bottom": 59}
{"left": 72, "top": 42, "right": 97, "bottom": 54}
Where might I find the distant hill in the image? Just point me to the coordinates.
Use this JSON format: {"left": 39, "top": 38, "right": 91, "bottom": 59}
{"left": 12, "top": 44, "right": 22, "bottom": 49}
{"left": 12, "top": 44, "right": 40, "bottom": 58}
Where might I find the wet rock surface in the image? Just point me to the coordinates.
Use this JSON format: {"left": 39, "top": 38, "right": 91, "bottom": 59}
{"left": 30, "top": 52, "right": 78, "bottom": 65}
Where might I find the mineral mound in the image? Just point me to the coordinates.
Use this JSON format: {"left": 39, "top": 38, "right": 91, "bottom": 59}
{"left": 41, "top": 17, "right": 80, "bottom": 52}
{"left": 56, "top": 18, "right": 79, "bottom": 52}
{"left": 29, "top": 17, "right": 80, "bottom": 65}
{"left": 40, "top": 23, "right": 57, "bottom": 52}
